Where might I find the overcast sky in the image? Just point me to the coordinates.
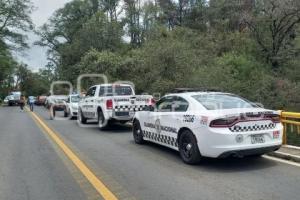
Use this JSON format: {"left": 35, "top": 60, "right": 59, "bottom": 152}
{"left": 15, "top": 0, "right": 72, "bottom": 71}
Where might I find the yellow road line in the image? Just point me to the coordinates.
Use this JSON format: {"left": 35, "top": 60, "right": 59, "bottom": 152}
{"left": 27, "top": 109, "right": 118, "bottom": 200}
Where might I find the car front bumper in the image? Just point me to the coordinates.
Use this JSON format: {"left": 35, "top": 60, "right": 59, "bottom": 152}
{"left": 8, "top": 100, "right": 20, "bottom": 104}
{"left": 71, "top": 110, "right": 78, "bottom": 116}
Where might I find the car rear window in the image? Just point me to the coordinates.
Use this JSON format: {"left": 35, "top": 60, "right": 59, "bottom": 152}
{"left": 71, "top": 96, "right": 80, "bottom": 102}
{"left": 99, "top": 86, "right": 133, "bottom": 96}
{"left": 192, "top": 94, "right": 257, "bottom": 110}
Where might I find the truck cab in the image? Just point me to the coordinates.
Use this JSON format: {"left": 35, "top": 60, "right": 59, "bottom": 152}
{"left": 7, "top": 91, "right": 21, "bottom": 106}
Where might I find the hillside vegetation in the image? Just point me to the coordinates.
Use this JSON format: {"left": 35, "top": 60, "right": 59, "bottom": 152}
{"left": 1, "top": 0, "right": 300, "bottom": 110}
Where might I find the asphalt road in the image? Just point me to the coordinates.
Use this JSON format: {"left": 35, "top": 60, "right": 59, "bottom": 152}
{"left": 0, "top": 105, "right": 300, "bottom": 200}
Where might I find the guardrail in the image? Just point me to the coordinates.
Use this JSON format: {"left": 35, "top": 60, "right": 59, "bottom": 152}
{"left": 280, "top": 111, "right": 300, "bottom": 145}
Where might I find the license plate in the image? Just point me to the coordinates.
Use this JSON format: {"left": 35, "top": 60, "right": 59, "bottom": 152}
{"left": 251, "top": 134, "right": 265, "bottom": 144}
{"left": 115, "top": 112, "right": 130, "bottom": 117}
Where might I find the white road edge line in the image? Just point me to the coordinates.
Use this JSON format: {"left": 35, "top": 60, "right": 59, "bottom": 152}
{"left": 263, "top": 155, "right": 300, "bottom": 168}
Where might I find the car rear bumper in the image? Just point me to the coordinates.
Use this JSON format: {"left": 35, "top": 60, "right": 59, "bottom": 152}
{"left": 110, "top": 111, "right": 134, "bottom": 121}
{"left": 218, "top": 145, "right": 281, "bottom": 158}
{"left": 53, "top": 105, "right": 65, "bottom": 111}
{"left": 195, "top": 125, "right": 283, "bottom": 158}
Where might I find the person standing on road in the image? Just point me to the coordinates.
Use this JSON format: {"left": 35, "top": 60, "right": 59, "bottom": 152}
{"left": 19, "top": 95, "right": 25, "bottom": 111}
{"left": 28, "top": 96, "right": 35, "bottom": 111}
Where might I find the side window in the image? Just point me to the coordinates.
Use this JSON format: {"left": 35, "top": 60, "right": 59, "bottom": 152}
{"left": 172, "top": 96, "right": 189, "bottom": 112}
{"left": 156, "top": 96, "right": 174, "bottom": 112}
{"left": 86, "top": 87, "right": 96, "bottom": 97}
{"left": 99, "top": 87, "right": 104, "bottom": 97}
{"left": 99, "top": 86, "right": 113, "bottom": 97}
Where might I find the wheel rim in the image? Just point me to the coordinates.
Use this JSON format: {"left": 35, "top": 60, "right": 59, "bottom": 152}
{"left": 134, "top": 124, "right": 141, "bottom": 139}
{"left": 181, "top": 136, "right": 193, "bottom": 159}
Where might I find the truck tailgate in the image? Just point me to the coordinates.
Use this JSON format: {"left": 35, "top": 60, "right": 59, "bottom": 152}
{"left": 113, "top": 95, "right": 153, "bottom": 112}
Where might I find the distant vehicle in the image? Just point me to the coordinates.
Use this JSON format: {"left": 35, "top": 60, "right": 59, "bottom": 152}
{"left": 3, "top": 96, "right": 9, "bottom": 104}
{"left": 47, "top": 95, "right": 68, "bottom": 120}
{"left": 7, "top": 91, "right": 21, "bottom": 106}
{"left": 78, "top": 84, "right": 154, "bottom": 129}
{"left": 46, "top": 95, "right": 68, "bottom": 109}
{"left": 64, "top": 94, "right": 81, "bottom": 118}
{"left": 133, "top": 92, "right": 283, "bottom": 164}
{"left": 35, "top": 95, "right": 47, "bottom": 106}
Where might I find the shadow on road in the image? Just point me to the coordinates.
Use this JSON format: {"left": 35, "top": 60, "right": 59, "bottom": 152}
{"left": 73, "top": 121, "right": 132, "bottom": 133}
{"left": 141, "top": 141, "right": 278, "bottom": 173}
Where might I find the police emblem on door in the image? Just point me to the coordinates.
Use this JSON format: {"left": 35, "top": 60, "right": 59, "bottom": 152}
{"left": 155, "top": 119, "right": 161, "bottom": 134}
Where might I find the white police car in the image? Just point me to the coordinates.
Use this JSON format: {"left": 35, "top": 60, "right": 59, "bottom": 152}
{"left": 133, "top": 92, "right": 283, "bottom": 164}
{"left": 64, "top": 94, "right": 80, "bottom": 118}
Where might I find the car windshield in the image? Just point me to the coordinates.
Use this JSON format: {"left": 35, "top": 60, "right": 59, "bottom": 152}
{"left": 71, "top": 96, "right": 80, "bottom": 102}
{"left": 99, "top": 86, "right": 133, "bottom": 96}
{"left": 192, "top": 94, "right": 257, "bottom": 110}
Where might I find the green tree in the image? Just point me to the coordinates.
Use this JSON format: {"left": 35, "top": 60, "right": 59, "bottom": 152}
{"left": 0, "top": 0, "right": 33, "bottom": 50}
{"left": 246, "top": 0, "right": 300, "bottom": 69}
{"left": 14, "top": 64, "right": 50, "bottom": 96}
{"left": 0, "top": 41, "right": 16, "bottom": 98}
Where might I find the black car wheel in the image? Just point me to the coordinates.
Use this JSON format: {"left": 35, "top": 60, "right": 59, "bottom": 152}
{"left": 179, "top": 130, "right": 201, "bottom": 165}
{"left": 98, "top": 110, "right": 109, "bottom": 130}
{"left": 64, "top": 109, "right": 68, "bottom": 118}
{"left": 79, "top": 108, "right": 87, "bottom": 124}
{"left": 133, "top": 120, "right": 145, "bottom": 144}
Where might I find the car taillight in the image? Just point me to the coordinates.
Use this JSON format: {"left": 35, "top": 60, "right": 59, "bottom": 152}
{"left": 273, "top": 131, "right": 280, "bottom": 139}
{"left": 264, "top": 114, "right": 281, "bottom": 123}
{"left": 147, "top": 98, "right": 156, "bottom": 105}
{"left": 209, "top": 116, "right": 239, "bottom": 128}
{"left": 106, "top": 99, "right": 113, "bottom": 109}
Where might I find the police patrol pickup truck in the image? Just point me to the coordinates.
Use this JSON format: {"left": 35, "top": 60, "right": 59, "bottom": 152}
{"left": 133, "top": 92, "right": 283, "bottom": 164}
{"left": 78, "top": 84, "right": 154, "bottom": 129}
